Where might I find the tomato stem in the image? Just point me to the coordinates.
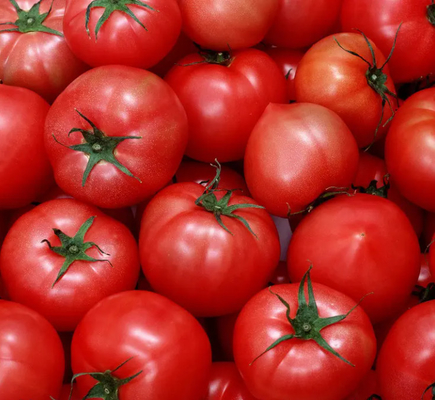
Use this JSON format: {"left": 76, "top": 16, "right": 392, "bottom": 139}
{"left": 428, "top": 3, "right": 435, "bottom": 25}
{"left": 421, "top": 382, "right": 435, "bottom": 400}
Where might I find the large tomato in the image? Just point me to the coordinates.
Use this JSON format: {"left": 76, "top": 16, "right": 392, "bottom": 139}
{"left": 344, "top": 370, "right": 379, "bottom": 400}
{"left": 63, "top": 0, "right": 181, "bottom": 68}
{"left": 295, "top": 32, "right": 397, "bottom": 148}
{"left": 44, "top": 65, "right": 188, "bottom": 209}
{"left": 244, "top": 103, "right": 359, "bottom": 217}
{"left": 71, "top": 290, "right": 212, "bottom": 400}
{"left": 0, "top": 199, "right": 140, "bottom": 331}
{"left": 385, "top": 88, "right": 435, "bottom": 212}
{"left": 165, "top": 48, "right": 287, "bottom": 162}
{"left": 0, "top": 300, "right": 64, "bottom": 400}
{"left": 0, "top": 84, "right": 53, "bottom": 209}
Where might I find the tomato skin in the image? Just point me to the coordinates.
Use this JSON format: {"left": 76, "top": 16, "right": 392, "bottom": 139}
{"left": 71, "top": 290, "right": 212, "bottom": 400}
{"left": 341, "top": 0, "right": 435, "bottom": 84}
{"left": 139, "top": 182, "right": 280, "bottom": 317}
{"left": 63, "top": 0, "right": 182, "bottom": 69}
{"left": 0, "top": 84, "right": 53, "bottom": 209}
{"left": 165, "top": 49, "right": 287, "bottom": 162}
{"left": 0, "top": 199, "right": 140, "bottom": 331}
{"left": 179, "top": 0, "right": 279, "bottom": 51}
{"left": 45, "top": 65, "right": 188, "bottom": 209}
{"left": 385, "top": 88, "right": 435, "bottom": 212}
{"left": 288, "top": 194, "right": 421, "bottom": 324}
{"left": 377, "top": 301, "right": 435, "bottom": 400}
{"left": 344, "top": 370, "right": 378, "bottom": 400}
{"left": 295, "top": 33, "right": 396, "bottom": 148}
{"left": 244, "top": 103, "right": 359, "bottom": 217}
{"left": 233, "top": 283, "right": 376, "bottom": 400}
{"left": 0, "top": 300, "right": 64, "bottom": 400}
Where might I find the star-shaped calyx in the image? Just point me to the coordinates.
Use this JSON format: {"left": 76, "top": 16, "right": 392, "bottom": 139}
{"left": 52, "top": 109, "right": 142, "bottom": 187}
{"left": 42, "top": 216, "right": 113, "bottom": 287}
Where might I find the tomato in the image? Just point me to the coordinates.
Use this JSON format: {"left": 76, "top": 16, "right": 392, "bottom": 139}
{"left": 233, "top": 271, "right": 376, "bottom": 400}
{"left": 0, "top": 300, "right": 64, "bottom": 400}
{"left": 44, "top": 65, "right": 188, "bottom": 209}
{"left": 295, "top": 32, "right": 397, "bottom": 148}
{"left": 377, "top": 301, "right": 435, "bottom": 400}
{"left": 59, "top": 384, "right": 80, "bottom": 400}
{"left": 63, "top": 0, "right": 181, "bottom": 69}
{"left": 165, "top": 48, "right": 287, "bottom": 162}
{"left": 0, "top": 0, "right": 88, "bottom": 103}
{"left": 71, "top": 290, "right": 211, "bottom": 400}
{"left": 385, "top": 88, "right": 435, "bottom": 212}
{"left": 179, "top": 0, "right": 279, "bottom": 50}
{"left": 341, "top": 0, "right": 435, "bottom": 84}
{"left": 0, "top": 199, "right": 140, "bottom": 331}
{"left": 344, "top": 370, "right": 379, "bottom": 400}
{"left": 0, "top": 84, "right": 53, "bottom": 209}
{"left": 0, "top": 212, "right": 7, "bottom": 247}
{"left": 244, "top": 103, "right": 359, "bottom": 217}
{"left": 270, "top": 261, "right": 290, "bottom": 285}
{"left": 288, "top": 194, "right": 421, "bottom": 324}
{"left": 264, "top": 0, "right": 342, "bottom": 49}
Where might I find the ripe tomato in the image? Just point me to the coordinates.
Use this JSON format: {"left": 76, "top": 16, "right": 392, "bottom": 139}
{"left": 244, "top": 103, "right": 359, "bottom": 217}
{"left": 341, "top": 0, "right": 435, "bottom": 83}
{"left": 295, "top": 32, "right": 397, "bottom": 148}
{"left": 63, "top": 0, "right": 182, "bottom": 69}
{"left": 0, "top": 199, "right": 140, "bottom": 331}
{"left": 0, "top": 300, "right": 64, "bottom": 400}
{"left": 165, "top": 48, "right": 287, "bottom": 162}
{"left": 44, "top": 65, "right": 188, "bottom": 209}
{"left": 179, "top": 0, "right": 279, "bottom": 50}
{"left": 385, "top": 88, "right": 435, "bottom": 212}
{"left": 344, "top": 370, "right": 379, "bottom": 400}
{"left": 288, "top": 194, "right": 421, "bottom": 324}
{"left": 71, "top": 290, "right": 212, "bottom": 400}
{"left": 0, "top": 84, "right": 53, "bottom": 209}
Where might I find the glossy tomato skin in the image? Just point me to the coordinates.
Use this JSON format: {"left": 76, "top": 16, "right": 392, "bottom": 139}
{"left": 0, "top": 300, "right": 64, "bottom": 400}
{"left": 45, "top": 65, "right": 188, "bottom": 209}
{"left": 0, "top": 0, "right": 88, "bottom": 103}
{"left": 139, "top": 182, "right": 280, "bottom": 317}
{"left": 165, "top": 49, "right": 287, "bottom": 162}
{"left": 72, "top": 290, "right": 212, "bottom": 400}
{"left": 244, "top": 103, "right": 359, "bottom": 217}
{"left": 377, "top": 301, "right": 435, "bottom": 400}
{"left": 288, "top": 194, "right": 421, "bottom": 324}
{"left": 234, "top": 283, "right": 376, "bottom": 400}
{"left": 295, "top": 33, "right": 396, "bottom": 148}
{"left": 0, "top": 199, "right": 140, "bottom": 331}
{"left": 341, "top": 0, "right": 435, "bottom": 83}
{"left": 179, "top": 0, "right": 279, "bottom": 50}
{"left": 63, "top": 0, "right": 182, "bottom": 68}
{"left": 0, "top": 84, "right": 53, "bottom": 209}
{"left": 386, "top": 88, "right": 435, "bottom": 212}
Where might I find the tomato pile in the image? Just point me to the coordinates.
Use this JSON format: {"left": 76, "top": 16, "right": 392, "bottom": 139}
{"left": 1, "top": 1, "right": 435, "bottom": 399}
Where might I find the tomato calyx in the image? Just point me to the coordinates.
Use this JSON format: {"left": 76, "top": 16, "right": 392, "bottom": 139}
{"left": 41, "top": 216, "right": 113, "bottom": 287}
{"left": 413, "top": 282, "right": 435, "bottom": 304}
{"left": 195, "top": 160, "right": 264, "bottom": 237}
{"left": 178, "top": 44, "right": 233, "bottom": 67}
{"left": 251, "top": 266, "right": 369, "bottom": 366}
{"left": 68, "top": 357, "right": 143, "bottom": 400}
{"left": 422, "top": 382, "right": 435, "bottom": 400}
{"left": 0, "top": 0, "right": 63, "bottom": 36}
{"left": 351, "top": 177, "right": 390, "bottom": 198}
{"left": 427, "top": 1, "right": 435, "bottom": 26}
{"left": 85, "top": 0, "right": 159, "bottom": 39}
{"left": 52, "top": 109, "right": 142, "bottom": 187}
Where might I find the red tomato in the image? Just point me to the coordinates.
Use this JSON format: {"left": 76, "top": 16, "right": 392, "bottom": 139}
{"left": 139, "top": 181, "right": 280, "bottom": 316}
{"left": 71, "top": 291, "right": 212, "bottom": 400}
{"left": 288, "top": 194, "right": 421, "bottom": 324}
{"left": 341, "top": 0, "right": 435, "bottom": 83}
{"left": 0, "top": 84, "right": 53, "bottom": 209}
{"left": 377, "top": 301, "right": 435, "bottom": 400}
{"left": 244, "top": 103, "right": 359, "bottom": 217}
{"left": 179, "top": 0, "right": 279, "bottom": 50}
{"left": 344, "top": 370, "right": 379, "bottom": 400}
{"left": 295, "top": 32, "right": 397, "bottom": 148}
{"left": 0, "top": 212, "right": 7, "bottom": 247}
{"left": 264, "top": 0, "right": 342, "bottom": 49}
{"left": 0, "top": 0, "right": 88, "bottom": 102}
{"left": 0, "top": 199, "right": 140, "bottom": 331}
{"left": 165, "top": 49, "right": 287, "bottom": 162}
{"left": 270, "top": 261, "right": 290, "bottom": 285}
{"left": 44, "top": 65, "right": 188, "bottom": 209}
{"left": 0, "top": 300, "right": 64, "bottom": 400}
{"left": 63, "top": 0, "right": 181, "bottom": 69}
{"left": 385, "top": 88, "right": 435, "bottom": 212}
